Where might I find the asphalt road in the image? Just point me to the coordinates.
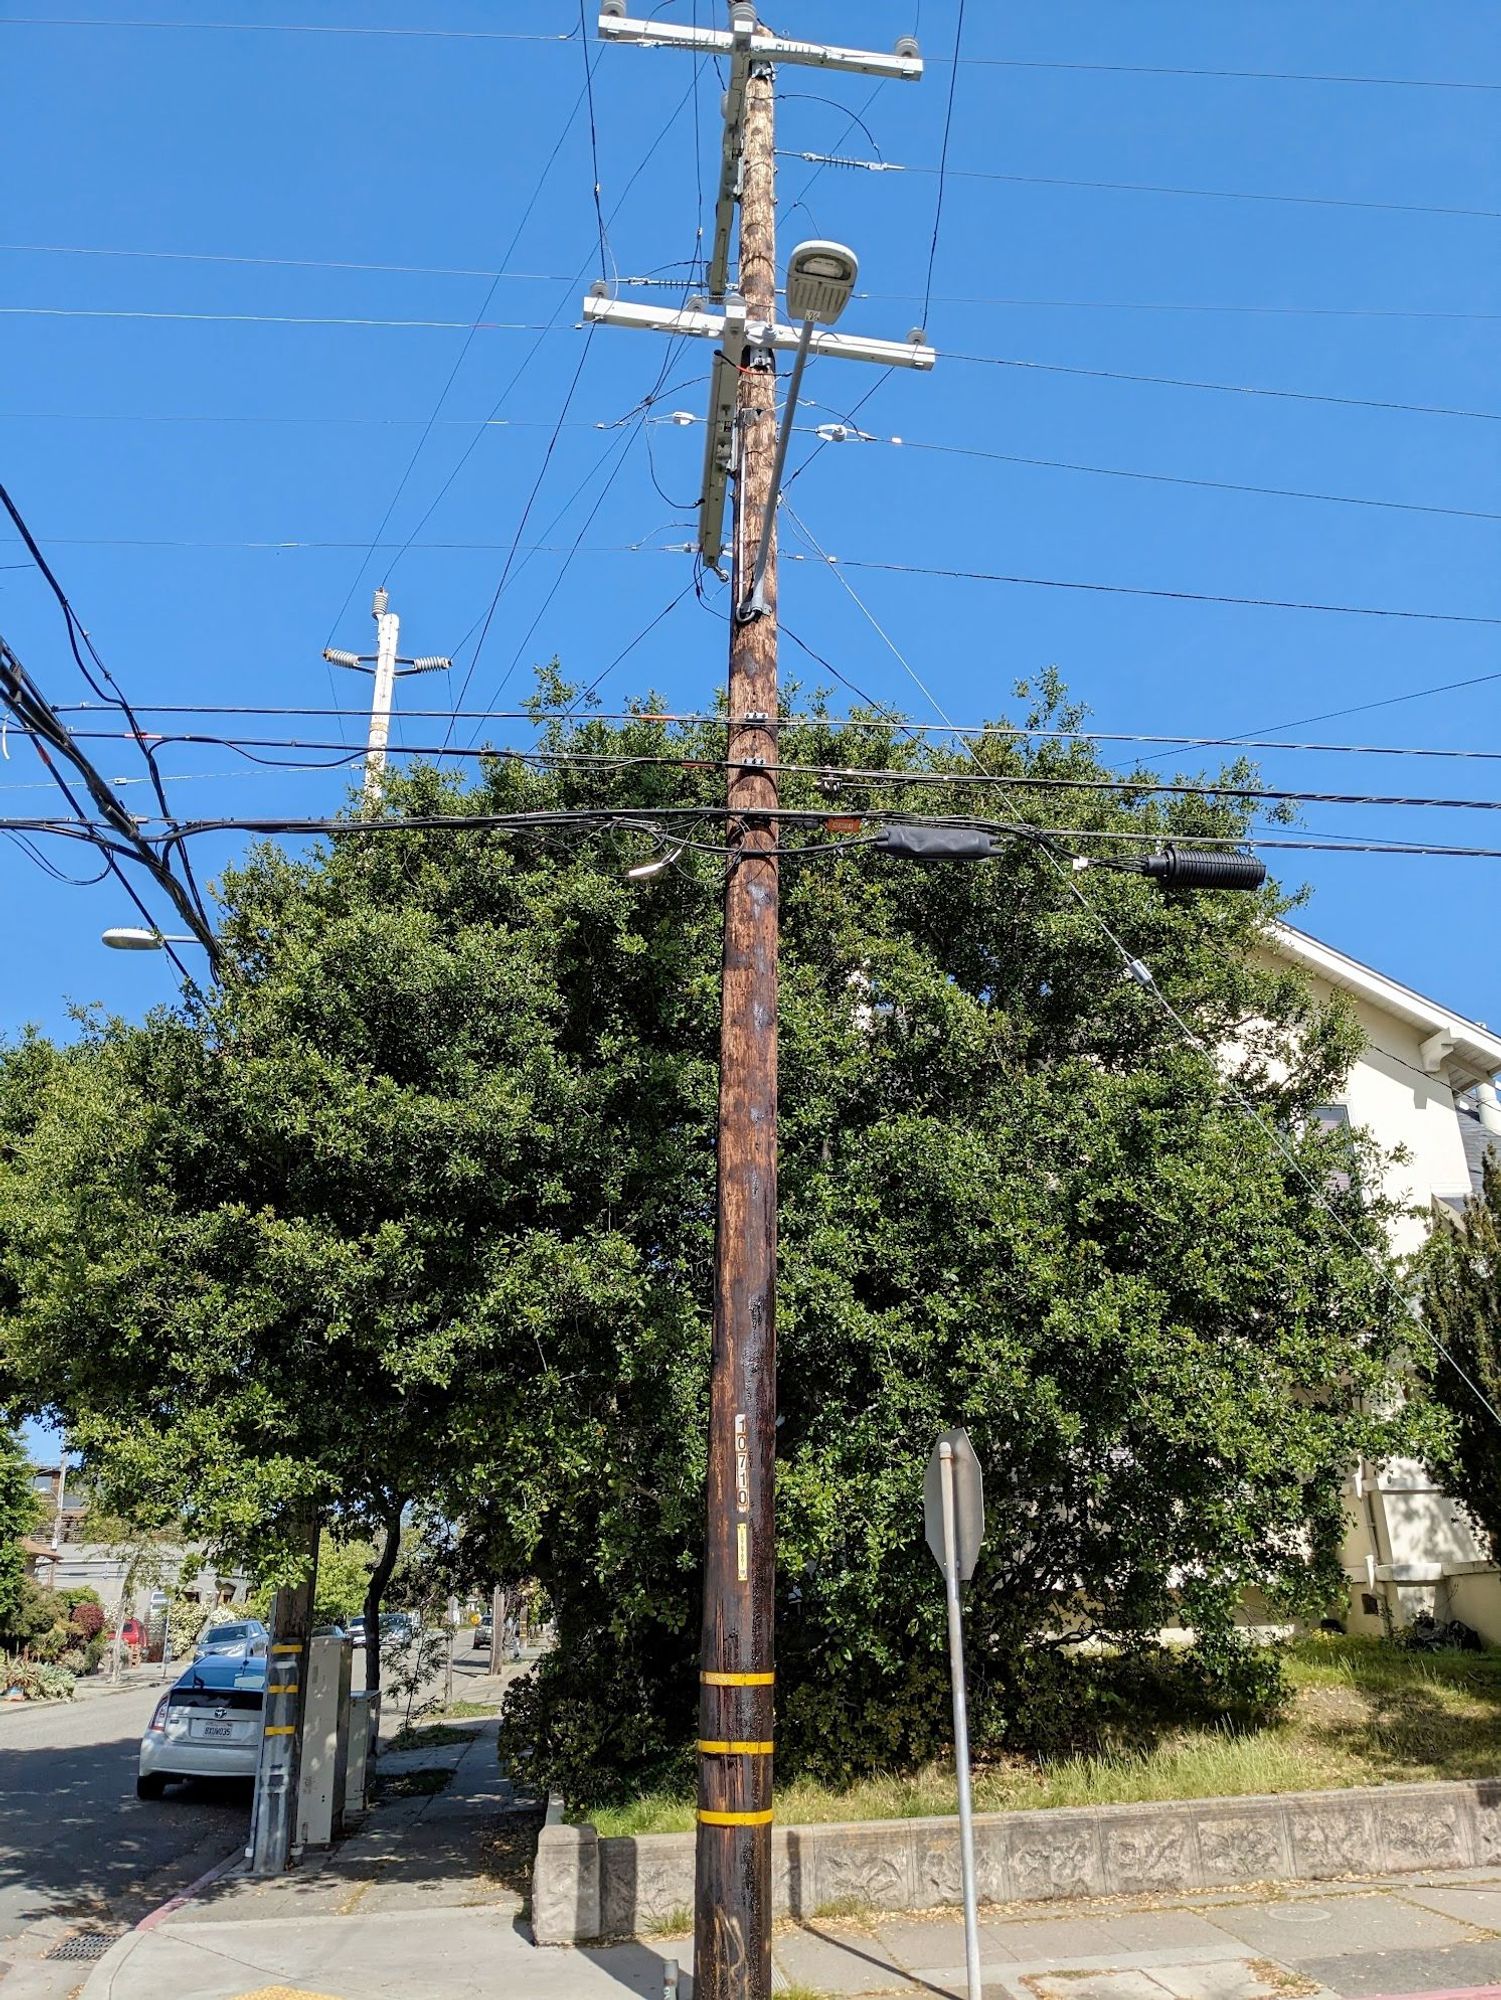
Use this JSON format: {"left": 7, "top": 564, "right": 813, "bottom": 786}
{"left": 0, "top": 1683, "right": 248, "bottom": 1964}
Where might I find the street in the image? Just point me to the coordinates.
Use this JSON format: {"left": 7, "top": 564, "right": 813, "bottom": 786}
{"left": 0, "top": 1685, "right": 247, "bottom": 1974}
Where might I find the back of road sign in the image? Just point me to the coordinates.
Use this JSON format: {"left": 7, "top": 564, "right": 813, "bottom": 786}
{"left": 924, "top": 1428, "right": 985, "bottom": 1581}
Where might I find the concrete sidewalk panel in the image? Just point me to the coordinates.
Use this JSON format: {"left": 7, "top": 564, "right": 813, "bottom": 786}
{"left": 1299, "top": 1938, "right": 1501, "bottom": 1996}
{"left": 1203, "top": 1892, "right": 1470, "bottom": 1962}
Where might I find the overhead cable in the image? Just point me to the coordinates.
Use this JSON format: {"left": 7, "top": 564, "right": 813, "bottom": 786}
{"left": 795, "top": 553, "right": 1501, "bottom": 626}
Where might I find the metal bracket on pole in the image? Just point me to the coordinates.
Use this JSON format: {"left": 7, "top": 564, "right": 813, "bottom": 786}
{"left": 582, "top": 294, "right": 936, "bottom": 371}
{"left": 699, "top": 295, "right": 747, "bottom": 566}
{"left": 598, "top": 12, "right": 924, "bottom": 84}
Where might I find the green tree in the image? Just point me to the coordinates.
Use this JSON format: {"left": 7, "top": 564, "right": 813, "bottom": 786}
{"left": 0, "top": 680, "right": 1416, "bottom": 1791}
{"left": 1418, "top": 1152, "right": 1501, "bottom": 1553}
{"left": 0, "top": 1428, "right": 39, "bottom": 1632}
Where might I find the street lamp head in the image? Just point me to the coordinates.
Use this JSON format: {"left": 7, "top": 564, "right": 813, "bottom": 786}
{"left": 625, "top": 846, "right": 683, "bottom": 880}
{"left": 101, "top": 926, "right": 170, "bottom": 951}
{"left": 785, "top": 240, "right": 859, "bottom": 325}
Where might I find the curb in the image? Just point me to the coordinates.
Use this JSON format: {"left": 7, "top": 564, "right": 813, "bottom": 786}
{"left": 80, "top": 1846, "right": 244, "bottom": 1998}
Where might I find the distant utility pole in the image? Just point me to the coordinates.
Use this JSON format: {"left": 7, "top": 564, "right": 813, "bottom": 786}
{"left": 248, "top": 1510, "right": 320, "bottom": 1876}
{"left": 586, "top": 10, "right": 930, "bottom": 1996}
{"left": 323, "top": 589, "right": 451, "bottom": 802}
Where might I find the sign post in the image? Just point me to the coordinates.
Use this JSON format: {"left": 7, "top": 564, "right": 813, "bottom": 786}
{"left": 924, "top": 1429, "right": 985, "bottom": 2000}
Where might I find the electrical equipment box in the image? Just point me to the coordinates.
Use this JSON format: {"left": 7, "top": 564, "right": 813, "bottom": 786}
{"left": 296, "top": 1633, "right": 353, "bottom": 1850}
{"left": 345, "top": 1688, "right": 376, "bottom": 1819}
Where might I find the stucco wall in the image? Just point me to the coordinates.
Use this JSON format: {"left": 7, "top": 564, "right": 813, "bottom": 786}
{"left": 1335, "top": 995, "right": 1475, "bottom": 1253}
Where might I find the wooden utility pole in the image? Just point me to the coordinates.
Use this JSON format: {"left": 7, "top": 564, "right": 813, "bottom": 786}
{"left": 578, "top": 14, "right": 928, "bottom": 1995}
{"left": 248, "top": 1510, "right": 320, "bottom": 1875}
{"left": 696, "top": 51, "right": 780, "bottom": 2000}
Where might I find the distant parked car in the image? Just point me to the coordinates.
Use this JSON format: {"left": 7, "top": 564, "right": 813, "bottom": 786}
{"left": 137, "top": 1654, "right": 266, "bottom": 1798}
{"left": 192, "top": 1618, "right": 269, "bottom": 1663}
{"left": 472, "top": 1615, "right": 493, "bottom": 1652}
{"left": 347, "top": 1611, "right": 414, "bottom": 1650}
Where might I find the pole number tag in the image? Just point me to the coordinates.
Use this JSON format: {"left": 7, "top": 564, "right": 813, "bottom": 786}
{"left": 734, "top": 1413, "right": 750, "bottom": 1514}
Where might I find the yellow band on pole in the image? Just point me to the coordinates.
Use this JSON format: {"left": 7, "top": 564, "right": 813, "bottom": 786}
{"left": 266, "top": 1683, "right": 297, "bottom": 1694}
{"left": 700, "top": 1670, "right": 775, "bottom": 1686}
{"left": 264, "top": 1724, "right": 296, "bottom": 1736}
{"left": 698, "top": 1807, "right": 774, "bottom": 1827}
{"left": 697, "top": 1740, "right": 774, "bottom": 1755}
{"left": 271, "top": 1644, "right": 301, "bottom": 1655}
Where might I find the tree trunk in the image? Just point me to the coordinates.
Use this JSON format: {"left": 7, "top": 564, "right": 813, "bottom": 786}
{"left": 363, "top": 1501, "right": 404, "bottom": 1703}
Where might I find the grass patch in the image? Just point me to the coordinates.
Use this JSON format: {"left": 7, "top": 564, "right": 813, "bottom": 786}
{"left": 642, "top": 1904, "right": 693, "bottom": 1938}
{"left": 585, "top": 1636, "right": 1501, "bottom": 1837}
{"left": 386, "top": 1722, "right": 479, "bottom": 1754}
{"left": 437, "top": 1700, "right": 499, "bottom": 1720}
{"left": 373, "top": 1765, "right": 453, "bottom": 1800}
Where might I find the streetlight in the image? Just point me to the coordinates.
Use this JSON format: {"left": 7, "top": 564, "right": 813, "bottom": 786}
{"left": 100, "top": 927, "right": 194, "bottom": 951}
{"left": 739, "top": 239, "right": 859, "bottom": 621}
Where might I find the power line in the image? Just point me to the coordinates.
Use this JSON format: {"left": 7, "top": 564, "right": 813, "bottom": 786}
{"left": 10, "top": 17, "right": 1494, "bottom": 91}
{"left": 943, "top": 54, "right": 1501, "bottom": 93}
{"left": 39, "top": 725, "right": 1501, "bottom": 818}
{"left": 804, "top": 428, "right": 1501, "bottom": 525}
{"left": 320, "top": 71, "right": 596, "bottom": 647}
{"left": 45, "top": 703, "right": 1501, "bottom": 765}
{"left": 441, "top": 329, "right": 601, "bottom": 744}
{"left": 578, "top": 0, "right": 610, "bottom": 281}
{"left": 920, "top": 0, "right": 965, "bottom": 322}
{"left": 950, "top": 350, "right": 1501, "bottom": 422}
{"left": 783, "top": 151, "right": 1501, "bottom": 223}
{"left": 0, "top": 16, "right": 578, "bottom": 43}
{"left": 0, "top": 477, "right": 215, "bottom": 936}
{"left": 790, "top": 552, "right": 1501, "bottom": 627}
{"left": 7, "top": 246, "right": 1494, "bottom": 319}
{"left": 0, "top": 306, "right": 566, "bottom": 332}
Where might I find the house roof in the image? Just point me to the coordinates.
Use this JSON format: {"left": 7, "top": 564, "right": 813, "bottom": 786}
{"left": 1270, "top": 924, "right": 1501, "bottom": 1090}
{"left": 20, "top": 1540, "right": 59, "bottom": 1563}
{"left": 1458, "top": 1102, "right": 1501, "bottom": 1196}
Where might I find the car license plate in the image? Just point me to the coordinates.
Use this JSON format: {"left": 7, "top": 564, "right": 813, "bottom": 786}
{"left": 196, "top": 1722, "right": 235, "bottom": 1740}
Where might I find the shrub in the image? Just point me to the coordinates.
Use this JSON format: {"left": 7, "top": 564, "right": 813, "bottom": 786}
{"left": 70, "top": 1601, "right": 104, "bottom": 1641}
{"left": 82, "top": 1635, "right": 107, "bottom": 1673}
{"left": 0, "top": 1657, "right": 76, "bottom": 1700}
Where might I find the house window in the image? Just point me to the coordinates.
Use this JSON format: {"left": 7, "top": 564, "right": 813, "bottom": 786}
{"left": 1361, "top": 1592, "right": 1380, "bottom": 1617}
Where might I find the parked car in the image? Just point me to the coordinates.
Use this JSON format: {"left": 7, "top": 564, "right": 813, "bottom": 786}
{"left": 112, "top": 1616, "right": 147, "bottom": 1657}
{"left": 192, "top": 1618, "right": 269, "bottom": 1663}
{"left": 472, "top": 1615, "right": 493, "bottom": 1652}
{"left": 348, "top": 1611, "right": 415, "bottom": 1650}
{"left": 137, "top": 1653, "right": 266, "bottom": 1798}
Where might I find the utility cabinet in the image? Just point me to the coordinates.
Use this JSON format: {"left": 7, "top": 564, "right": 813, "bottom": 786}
{"left": 345, "top": 1688, "right": 376, "bottom": 1819}
{"left": 296, "top": 1632, "right": 353, "bottom": 1849}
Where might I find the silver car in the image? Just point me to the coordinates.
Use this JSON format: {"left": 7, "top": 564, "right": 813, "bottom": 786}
{"left": 193, "top": 1617, "right": 269, "bottom": 1663}
{"left": 137, "top": 1654, "right": 266, "bottom": 1798}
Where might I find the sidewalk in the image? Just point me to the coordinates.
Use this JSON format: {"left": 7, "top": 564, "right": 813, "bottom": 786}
{"left": 77, "top": 1723, "right": 1501, "bottom": 2000}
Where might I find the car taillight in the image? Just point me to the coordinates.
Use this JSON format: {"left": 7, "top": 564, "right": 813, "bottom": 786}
{"left": 148, "top": 1696, "right": 169, "bottom": 1734}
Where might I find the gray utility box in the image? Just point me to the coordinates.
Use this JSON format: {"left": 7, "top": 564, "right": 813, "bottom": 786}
{"left": 296, "top": 1633, "right": 353, "bottom": 1850}
{"left": 345, "top": 1688, "right": 376, "bottom": 1819}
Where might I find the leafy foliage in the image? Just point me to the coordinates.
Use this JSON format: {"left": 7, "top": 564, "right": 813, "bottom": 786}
{"left": 0, "top": 679, "right": 1415, "bottom": 1799}
{"left": 1418, "top": 1151, "right": 1501, "bottom": 1553}
{"left": 0, "top": 1427, "right": 38, "bottom": 1630}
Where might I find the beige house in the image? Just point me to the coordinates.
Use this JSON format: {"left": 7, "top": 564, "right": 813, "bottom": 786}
{"left": 1268, "top": 925, "right": 1501, "bottom": 1641}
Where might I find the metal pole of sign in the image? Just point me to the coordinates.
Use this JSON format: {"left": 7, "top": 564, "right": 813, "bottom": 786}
{"left": 931, "top": 1434, "right": 984, "bottom": 2000}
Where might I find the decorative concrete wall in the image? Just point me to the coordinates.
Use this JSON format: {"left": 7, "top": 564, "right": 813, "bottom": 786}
{"left": 532, "top": 1777, "right": 1501, "bottom": 1944}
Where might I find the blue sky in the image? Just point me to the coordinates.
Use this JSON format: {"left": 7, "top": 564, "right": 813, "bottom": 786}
{"left": 1, "top": 0, "right": 1499, "bottom": 1058}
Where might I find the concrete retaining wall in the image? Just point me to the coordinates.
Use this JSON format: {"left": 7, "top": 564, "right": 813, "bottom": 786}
{"left": 532, "top": 1776, "right": 1501, "bottom": 1943}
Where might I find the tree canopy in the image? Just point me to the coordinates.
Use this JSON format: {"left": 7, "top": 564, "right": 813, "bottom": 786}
{"left": 0, "top": 676, "right": 1415, "bottom": 1795}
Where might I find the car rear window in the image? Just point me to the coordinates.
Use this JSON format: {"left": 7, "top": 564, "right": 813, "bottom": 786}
{"left": 207, "top": 1625, "right": 250, "bottom": 1642}
{"left": 169, "top": 1687, "right": 263, "bottom": 1711}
